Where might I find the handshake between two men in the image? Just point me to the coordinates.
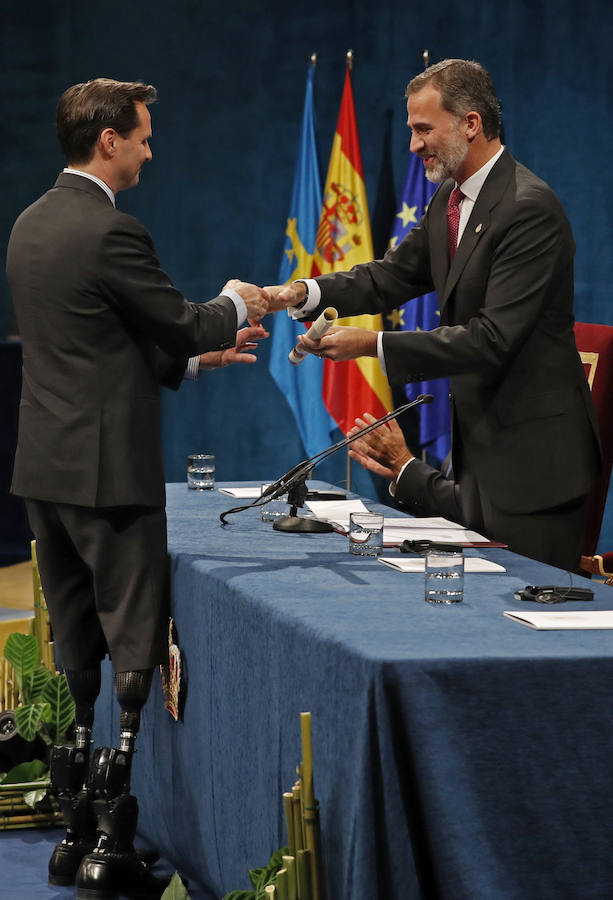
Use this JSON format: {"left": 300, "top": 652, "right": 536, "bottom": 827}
{"left": 221, "top": 278, "right": 381, "bottom": 369}
{"left": 223, "top": 277, "right": 413, "bottom": 486}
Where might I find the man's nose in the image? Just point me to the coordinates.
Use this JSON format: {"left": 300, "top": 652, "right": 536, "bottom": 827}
{"left": 409, "top": 132, "right": 423, "bottom": 153}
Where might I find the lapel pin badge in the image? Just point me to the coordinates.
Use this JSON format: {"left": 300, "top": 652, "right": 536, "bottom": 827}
{"left": 475, "top": 223, "right": 483, "bottom": 233}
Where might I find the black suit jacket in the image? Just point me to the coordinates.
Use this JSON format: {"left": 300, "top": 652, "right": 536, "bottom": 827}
{"left": 311, "top": 151, "right": 600, "bottom": 517}
{"left": 7, "top": 173, "right": 238, "bottom": 508}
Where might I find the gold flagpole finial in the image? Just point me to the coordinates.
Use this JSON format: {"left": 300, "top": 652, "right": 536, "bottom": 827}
{"left": 346, "top": 48, "right": 353, "bottom": 70}
{"left": 310, "top": 52, "right": 317, "bottom": 66}
{"left": 422, "top": 49, "right": 430, "bottom": 69}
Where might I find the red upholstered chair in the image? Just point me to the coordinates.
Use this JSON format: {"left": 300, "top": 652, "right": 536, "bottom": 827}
{"left": 573, "top": 322, "right": 613, "bottom": 580}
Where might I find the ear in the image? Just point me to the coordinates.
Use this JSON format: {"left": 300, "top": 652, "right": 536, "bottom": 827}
{"left": 98, "top": 127, "right": 118, "bottom": 160}
{"left": 464, "top": 111, "right": 482, "bottom": 142}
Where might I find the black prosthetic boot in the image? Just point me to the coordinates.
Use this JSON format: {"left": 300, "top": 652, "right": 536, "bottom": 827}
{"left": 48, "top": 743, "right": 97, "bottom": 885}
{"left": 75, "top": 747, "right": 170, "bottom": 900}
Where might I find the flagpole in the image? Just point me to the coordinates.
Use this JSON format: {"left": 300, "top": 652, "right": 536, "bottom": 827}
{"left": 345, "top": 47, "right": 353, "bottom": 493}
{"left": 422, "top": 48, "right": 430, "bottom": 69}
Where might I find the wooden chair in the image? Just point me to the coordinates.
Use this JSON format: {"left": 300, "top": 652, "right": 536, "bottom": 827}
{"left": 573, "top": 322, "right": 613, "bottom": 580}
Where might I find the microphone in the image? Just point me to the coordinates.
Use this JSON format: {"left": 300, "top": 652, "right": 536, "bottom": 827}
{"left": 220, "top": 394, "right": 433, "bottom": 529}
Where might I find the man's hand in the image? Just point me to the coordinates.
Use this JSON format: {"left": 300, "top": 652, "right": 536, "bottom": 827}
{"left": 297, "top": 325, "right": 378, "bottom": 361}
{"left": 347, "top": 413, "right": 413, "bottom": 480}
{"left": 263, "top": 282, "right": 307, "bottom": 312}
{"left": 198, "top": 324, "right": 269, "bottom": 371}
{"left": 223, "top": 279, "right": 270, "bottom": 323}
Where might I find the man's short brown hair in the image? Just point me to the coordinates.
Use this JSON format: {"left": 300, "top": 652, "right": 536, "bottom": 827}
{"left": 56, "top": 78, "right": 157, "bottom": 164}
{"left": 406, "top": 59, "right": 501, "bottom": 140}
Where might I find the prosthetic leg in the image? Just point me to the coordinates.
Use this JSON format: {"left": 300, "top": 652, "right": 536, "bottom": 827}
{"left": 75, "top": 669, "right": 170, "bottom": 900}
{"left": 48, "top": 667, "right": 100, "bottom": 885}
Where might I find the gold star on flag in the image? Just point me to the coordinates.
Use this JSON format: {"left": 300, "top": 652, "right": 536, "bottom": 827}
{"left": 387, "top": 309, "right": 405, "bottom": 329}
{"left": 396, "top": 203, "right": 418, "bottom": 228}
{"left": 388, "top": 236, "right": 399, "bottom": 250}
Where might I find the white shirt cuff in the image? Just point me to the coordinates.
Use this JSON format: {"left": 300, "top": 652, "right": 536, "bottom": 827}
{"left": 377, "top": 332, "right": 387, "bottom": 377}
{"left": 388, "top": 457, "right": 416, "bottom": 497}
{"left": 288, "top": 278, "right": 321, "bottom": 319}
{"left": 221, "top": 289, "right": 247, "bottom": 326}
{"left": 184, "top": 355, "right": 200, "bottom": 381}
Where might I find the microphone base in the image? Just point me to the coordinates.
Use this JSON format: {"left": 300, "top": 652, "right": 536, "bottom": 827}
{"left": 273, "top": 515, "right": 334, "bottom": 534}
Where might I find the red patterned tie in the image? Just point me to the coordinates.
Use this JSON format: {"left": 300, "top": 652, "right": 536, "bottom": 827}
{"left": 447, "top": 186, "right": 464, "bottom": 260}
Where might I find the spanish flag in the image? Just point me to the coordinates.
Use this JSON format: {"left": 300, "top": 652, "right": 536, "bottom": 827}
{"left": 312, "top": 63, "right": 393, "bottom": 434}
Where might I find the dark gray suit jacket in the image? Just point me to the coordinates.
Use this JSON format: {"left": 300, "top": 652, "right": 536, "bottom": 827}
{"left": 311, "top": 151, "right": 600, "bottom": 520}
{"left": 7, "top": 173, "right": 238, "bottom": 508}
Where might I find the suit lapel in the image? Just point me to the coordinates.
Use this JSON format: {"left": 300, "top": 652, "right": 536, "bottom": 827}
{"left": 440, "top": 151, "right": 515, "bottom": 310}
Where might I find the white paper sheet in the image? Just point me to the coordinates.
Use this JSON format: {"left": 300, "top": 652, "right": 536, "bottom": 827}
{"left": 379, "top": 557, "right": 506, "bottom": 573}
{"left": 305, "top": 499, "right": 370, "bottom": 528}
{"left": 217, "top": 487, "right": 262, "bottom": 498}
{"left": 503, "top": 610, "right": 613, "bottom": 630}
{"left": 383, "top": 517, "right": 491, "bottom": 544}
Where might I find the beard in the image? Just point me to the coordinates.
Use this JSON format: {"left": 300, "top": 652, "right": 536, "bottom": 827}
{"left": 423, "top": 128, "right": 468, "bottom": 183}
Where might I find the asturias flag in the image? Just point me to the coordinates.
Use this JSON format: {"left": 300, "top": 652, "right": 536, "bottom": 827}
{"left": 312, "top": 65, "right": 393, "bottom": 435}
{"left": 386, "top": 154, "right": 451, "bottom": 462}
{"left": 269, "top": 62, "right": 335, "bottom": 457}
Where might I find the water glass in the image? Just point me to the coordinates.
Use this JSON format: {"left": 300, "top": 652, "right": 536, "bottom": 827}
{"left": 349, "top": 512, "right": 384, "bottom": 556}
{"left": 261, "top": 483, "right": 290, "bottom": 521}
{"left": 425, "top": 545, "right": 464, "bottom": 604}
{"left": 187, "top": 454, "right": 215, "bottom": 490}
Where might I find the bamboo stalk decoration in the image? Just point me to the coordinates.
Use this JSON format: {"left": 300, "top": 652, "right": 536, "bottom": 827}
{"left": 264, "top": 886, "right": 276, "bottom": 898}
{"left": 282, "top": 855, "right": 297, "bottom": 900}
{"left": 297, "top": 849, "right": 313, "bottom": 900}
{"left": 31, "top": 540, "right": 56, "bottom": 674}
{"left": 300, "top": 713, "right": 320, "bottom": 900}
{"left": 276, "top": 868, "right": 289, "bottom": 900}
{"left": 292, "top": 783, "right": 304, "bottom": 853}
{"left": 283, "top": 792, "right": 296, "bottom": 858}
{"left": 1, "top": 657, "right": 19, "bottom": 711}
{"left": 0, "top": 811, "right": 62, "bottom": 830}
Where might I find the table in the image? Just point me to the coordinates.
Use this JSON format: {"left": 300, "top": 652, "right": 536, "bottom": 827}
{"left": 94, "top": 483, "right": 613, "bottom": 900}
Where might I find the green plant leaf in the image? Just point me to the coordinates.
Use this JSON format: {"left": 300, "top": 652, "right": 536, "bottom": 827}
{"left": 24, "top": 787, "right": 48, "bottom": 808}
{"left": 15, "top": 702, "right": 48, "bottom": 742}
{"left": 41, "top": 674, "right": 75, "bottom": 740}
{"left": 160, "top": 871, "right": 191, "bottom": 899}
{"left": 221, "top": 893, "right": 255, "bottom": 900}
{"left": 1, "top": 759, "right": 48, "bottom": 784}
{"left": 27, "top": 665, "right": 52, "bottom": 702}
{"left": 248, "top": 868, "right": 266, "bottom": 889}
{"left": 3, "top": 633, "right": 39, "bottom": 696}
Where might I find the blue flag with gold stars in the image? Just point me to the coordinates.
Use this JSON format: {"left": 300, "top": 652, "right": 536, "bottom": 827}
{"left": 269, "top": 63, "right": 335, "bottom": 456}
{"left": 386, "top": 155, "right": 451, "bottom": 462}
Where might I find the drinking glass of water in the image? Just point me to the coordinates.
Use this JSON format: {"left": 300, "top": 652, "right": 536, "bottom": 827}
{"left": 187, "top": 454, "right": 215, "bottom": 490}
{"left": 425, "top": 544, "right": 464, "bottom": 604}
{"left": 349, "top": 512, "right": 384, "bottom": 556}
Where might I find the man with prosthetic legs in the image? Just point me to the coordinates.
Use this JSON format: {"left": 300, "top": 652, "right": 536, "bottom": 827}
{"left": 7, "top": 77, "right": 271, "bottom": 897}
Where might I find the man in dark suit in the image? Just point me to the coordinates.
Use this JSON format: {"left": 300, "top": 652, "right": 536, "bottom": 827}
{"left": 6, "top": 77, "right": 269, "bottom": 897}
{"left": 267, "top": 59, "right": 600, "bottom": 571}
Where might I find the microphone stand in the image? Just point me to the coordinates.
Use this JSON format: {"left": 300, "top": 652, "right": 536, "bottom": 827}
{"left": 220, "top": 394, "right": 433, "bottom": 532}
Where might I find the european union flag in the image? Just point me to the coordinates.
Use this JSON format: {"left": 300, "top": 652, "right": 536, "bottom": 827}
{"left": 386, "top": 155, "right": 451, "bottom": 462}
{"left": 269, "top": 62, "right": 335, "bottom": 457}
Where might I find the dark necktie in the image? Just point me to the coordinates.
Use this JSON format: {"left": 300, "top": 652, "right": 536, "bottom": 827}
{"left": 447, "top": 186, "right": 464, "bottom": 260}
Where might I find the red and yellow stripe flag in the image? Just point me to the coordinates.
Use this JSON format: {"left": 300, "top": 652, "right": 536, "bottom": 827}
{"left": 311, "top": 64, "right": 393, "bottom": 434}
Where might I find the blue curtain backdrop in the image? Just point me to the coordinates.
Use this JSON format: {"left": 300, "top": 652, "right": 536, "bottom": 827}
{"left": 2, "top": 0, "right": 613, "bottom": 548}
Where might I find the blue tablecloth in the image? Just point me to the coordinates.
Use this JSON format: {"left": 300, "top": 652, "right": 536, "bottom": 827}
{"left": 94, "top": 483, "right": 613, "bottom": 900}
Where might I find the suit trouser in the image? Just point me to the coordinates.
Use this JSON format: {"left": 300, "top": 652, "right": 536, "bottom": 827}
{"left": 458, "top": 473, "right": 588, "bottom": 572}
{"left": 25, "top": 500, "right": 169, "bottom": 672}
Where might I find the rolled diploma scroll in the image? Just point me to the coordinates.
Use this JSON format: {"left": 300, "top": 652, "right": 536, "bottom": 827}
{"left": 288, "top": 307, "right": 338, "bottom": 366}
